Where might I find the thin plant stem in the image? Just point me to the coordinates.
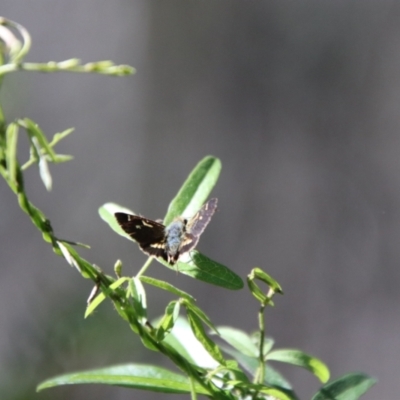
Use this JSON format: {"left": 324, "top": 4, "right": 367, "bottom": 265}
{"left": 253, "top": 304, "right": 266, "bottom": 385}
{"left": 189, "top": 375, "right": 198, "bottom": 400}
{"left": 136, "top": 257, "right": 153, "bottom": 278}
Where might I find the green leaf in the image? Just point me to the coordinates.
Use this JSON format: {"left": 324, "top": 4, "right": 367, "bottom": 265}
{"left": 128, "top": 277, "right": 147, "bottom": 323}
{"left": 312, "top": 373, "right": 376, "bottom": 400}
{"left": 182, "top": 299, "right": 218, "bottom": 334}
{"left": 164, "top": 156, "right": 221, "bottom": 225}
{"left": 18, "top": 118, "right": 55, "bottom": 190}
{"left": 55, "top": 241, "right": 103, "bottom": 279}
{"left": 58, "top": 241, "right": 82, "bottom": 273}
{"left": 174, "top": 251, "right": 243, "bottom": 290}
{"left": 53, "top": 154, "right": 74, "bottom": 163}
{"left": 49, "top": 127, "right": 74, "bottom": 147}
{"left": 222, "top": 347, "right": 297, "bottom": 390}
{"left": 222, "top": 360, "right": 250, "bottom": 383}
{"left": 36, "top": 363, "right": 209, "bottom": 395}
{"left": 156, "top": 301, "right": 180, "bottom": 341}
{"left": 84, "top": 277, "right": 129, "bottom": 318}
{"left": 250, "top": 332, "right": 275, "bottom": 355}
{"left": 266, "top": 349, "right": 330, "bottom": 383}
{"left": 221, "top": 347, "right": 297, "bottom": 398}
{"left": 186, "top": 309, "right": 226, "bottom": 365}
{"left": 21, "top": 118, "right": 57, "bottom": 162}
{"left": 263, "top": 337, "right": 275, "bottom": 355}
{"left": 258, "top": 386, "right": 296, "bottom": 400}
{"left": 226, "top": 381, "right": 295, "bottom": 400}
{"left": 263, "top": 366, "right": 297, "bottom": 398}
{"left": 251, "top": 268, "right": 283, "bottom": 293}
{"left": 139, "top": 276, "right": 195, "bottom": 302}
{"left": 159, "top": 317, "right": 219, "bottom": 369}
{"left": 6, "top": 123, "right": 18, "bottom": 190}
{"left": 216, "top": 327, "right": 259, "bottom": 357}
{"left": 5, "top": 122, "right": 19, "bottom": 186}
{"left": 247, "top": 267, "right": 283, "bottom": 305}
{"left": 37, "top": 142, "right": 52, "bottom": 190}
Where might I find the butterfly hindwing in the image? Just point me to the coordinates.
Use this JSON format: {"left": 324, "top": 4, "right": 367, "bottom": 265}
{"left": 114, "top": 213, "right": 167, "bottom": 260}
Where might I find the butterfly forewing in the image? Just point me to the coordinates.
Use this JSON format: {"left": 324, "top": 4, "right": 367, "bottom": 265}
{"left": 179, "top": 198, "right": 218, "bottom": 254}
{"left": 114, "top": 213, "right": 167, "bottom": 260}
{"left": 185, "top": 198, "right": 218, "bottom": 236}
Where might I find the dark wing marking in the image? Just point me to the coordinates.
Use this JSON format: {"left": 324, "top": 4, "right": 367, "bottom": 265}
{"left": 114, "top": 213, "right": 168, "bottom": 260}
{"left": 179, "top": 198, "right": 218, "bottom": 254}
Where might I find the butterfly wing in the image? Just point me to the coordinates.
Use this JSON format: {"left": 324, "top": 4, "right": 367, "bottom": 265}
{"left": 114, "top": 213, "right": 168, "bottom": 260}
{"left": 179, "top": 198, "right": 218, "bottom": 254}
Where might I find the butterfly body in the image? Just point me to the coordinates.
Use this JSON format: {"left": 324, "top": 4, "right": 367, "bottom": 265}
{"left": 164, "top": 218, "right": 186, "bottom": 263}
{"left": 115, "top": 198, "right": 217, "bottom": 265}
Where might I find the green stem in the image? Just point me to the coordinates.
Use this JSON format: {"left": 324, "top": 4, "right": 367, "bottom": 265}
{"left": 0, "top": 61, "right": 134, "bottom": 77}
{"left": 136, "top": 257, "right": 153, "bottom": 278}
{"left": 255, "top": 304, "right": 266, "bottom": 384}
{"left": 189, "top": 375, "right": 198, "bottom": 400}
{"left": 254, "top": 286, "right": 276, "bottom": 385}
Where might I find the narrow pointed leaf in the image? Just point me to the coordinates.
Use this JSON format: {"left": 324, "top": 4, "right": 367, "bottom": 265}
{"left": 216, "top": 327, "right": 258, "bottom": 357}
{"left": 247, "top": 268, "right": 283, "bottom": 305}
{"left": 312, "top": 373, "right": 376, "bottom": 400}
{"left": 249, "top": 268, "right": 283, "bottom": 294}
{"left": 38, "top": 150, "right": 52, "bottom": 190}
{"left": 49, "top": 128, "right": 74, "bottom": 147}
{"left": 21, "top": 118, "right": 57, "bottom": 161}
{"left": 182, "top": 299, "right": 218, "bottom": 334}
{"left": 223, "top": 360, "right": 250, "bottom": 383}
{"left": 156, "top": 301, "right": 180, "bottom": 341}
{"left": 262, "top": 337, "right": 275, "bottom": 355}
{"left": 227, "top": 381, "right": 295, "bottom": 400}
{"left": 267, "top": 349, "right": 330, "bottom": 383}
{"left": 187, "top": 309, "right": 225, "bottom": 365}
{"left": 36, "top": 364, "right": 210, "bottom": 395}
{"left": 258, "top": 387, "right": 295, "bottom": 400}
{"left": 53, "top": 154, "right": 74, "bottom": 163}
{"left": 58, "top": 241, "right": 81, "bottom": 272}
{"left": 139, "top": 276, "right": 195, "bottom": 302}
{"left": 6, "top": 122, "right": 19, "bottom": 186}
{"left": 55, "top": 241, "right": 101, "bottom": 279}
{"left": 85, "top": 277, "right": 129, "bottom": 318}
{"left": 128, "top": 277, "right": 147, "bottom": 323}
{"left": 164, "top": 156, "right": 221, "bottom": 225}
{"left": 157, "top": 317, "right": 219, "bottom": 369}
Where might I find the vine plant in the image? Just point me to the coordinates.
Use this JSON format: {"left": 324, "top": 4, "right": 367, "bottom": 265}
{"left": 0, "top": 18, "right": 375, "bottom": 400}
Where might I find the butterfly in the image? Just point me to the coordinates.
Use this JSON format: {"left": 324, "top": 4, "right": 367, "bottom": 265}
{"left": 114, "top": 198, "right": 218, "bottom": 265}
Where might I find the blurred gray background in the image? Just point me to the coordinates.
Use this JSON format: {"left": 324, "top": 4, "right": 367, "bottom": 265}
{"left": 1, "top": 1, "right": 399, "bottom": 399}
